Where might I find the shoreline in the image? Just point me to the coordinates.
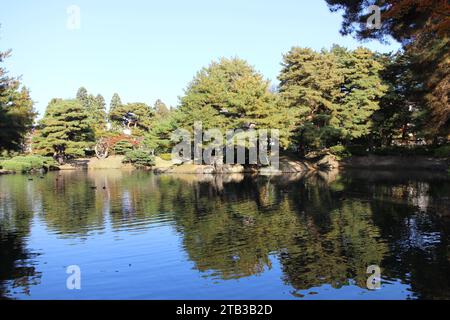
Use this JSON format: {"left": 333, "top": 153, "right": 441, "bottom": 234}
{"left": 1, "top": 155, "right": 449, "bottom": 175}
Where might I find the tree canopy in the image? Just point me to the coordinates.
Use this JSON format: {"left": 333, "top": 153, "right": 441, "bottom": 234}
{"left": 279, "top": 45, "right": 387, "bottom": 152}
{"left": 33, "top": 99, "right": 94, "bottom": 160}
{"left": 75, "top": 87, "right": 107, "bottom": 138}
{"left": 178, "top": 57, "right": 292, "bottom": 146}
{"left": 326, "top": 0, "right": 449, "bottom": 135}
{"left": 0, "top": 49, "right": 36, "bottom": 153}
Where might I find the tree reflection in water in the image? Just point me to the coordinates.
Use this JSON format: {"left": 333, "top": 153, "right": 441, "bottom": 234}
{"left": 0, "top": 169, "right": 449, "bottom": 299}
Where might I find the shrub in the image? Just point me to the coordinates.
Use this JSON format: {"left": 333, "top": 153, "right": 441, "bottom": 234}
{"left": 0, "top": 155, "right": 59, "bottom": 173}
{"left": 113, "top": 140, "right": 135, "bottom": 155}
{"left": 434, "top": 146, "right": 450, "bottom": 158}
{"left": 123, "top": 150, "right": 155, "bottom": 167}
{"left": 158, "top": 153, "right": 172, "bottom": 161}
{"left": 329, "top": 145, "right": 351, "bottom": 159}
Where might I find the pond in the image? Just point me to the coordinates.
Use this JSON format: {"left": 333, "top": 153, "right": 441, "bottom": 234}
{"left": 0, "top": 169, "right": 449, "bottom": 300}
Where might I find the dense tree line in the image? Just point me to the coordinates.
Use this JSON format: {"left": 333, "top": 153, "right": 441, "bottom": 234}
{"left": 0, "top": 48, "right": 35, "bottom": 154}
{"left": 21, "top": 46, "right": 450, "bottom": 162}
{"left": 1, "top": 1, "right": 448, "bottom": 161}
{"left": 325, "top": 0, "right": 450, "bottom": 137}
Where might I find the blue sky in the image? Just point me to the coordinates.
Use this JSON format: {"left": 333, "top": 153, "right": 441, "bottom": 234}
{"left": 0, "top": 0, "right": 400, "bottom": 116}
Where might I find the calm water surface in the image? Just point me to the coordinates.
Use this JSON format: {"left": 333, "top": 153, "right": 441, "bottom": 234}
{"left": 1, "top": 169, "right": 449, "bottom": 300}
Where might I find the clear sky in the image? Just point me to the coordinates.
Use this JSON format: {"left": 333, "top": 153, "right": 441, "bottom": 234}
{"left": 0, "top": 0, "right": 400, "bottom": 116}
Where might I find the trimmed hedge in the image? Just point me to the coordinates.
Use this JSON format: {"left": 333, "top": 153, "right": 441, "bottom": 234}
{"left": 0, "top": 155, "right": 59, "bottom": 173}
{"left": 113, "top": 140, "right": 135, "bottom": 155}
{"left": 123, "top": 150, "right": 155, "bottom": 167}
{"left": 158, "top": 153, "right": 173, "bottom": 161}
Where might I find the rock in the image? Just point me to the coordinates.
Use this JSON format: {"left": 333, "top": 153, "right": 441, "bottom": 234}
{"left": 202, "top": 166, "right": 215, "bottom": 174}
{"left": 316, "top": 154, "right": 339, "bottom": 169}
{"left": 222, "top": 164, "right": 245, "bottom": 173}
{"left": 259, "top": 166, "right": 282, "bottom": 175}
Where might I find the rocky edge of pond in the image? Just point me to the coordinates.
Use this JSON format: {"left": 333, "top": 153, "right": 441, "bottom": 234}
{"left": 2, "top": 154, "right": 449, "bottom": 175}
{"left": 152, "top": 154, "right": 450, "bottom": 174}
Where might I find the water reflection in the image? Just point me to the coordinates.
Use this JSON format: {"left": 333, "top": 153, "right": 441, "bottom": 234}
{"left": 0, "top": 169, "right": 449, "bottom": 299}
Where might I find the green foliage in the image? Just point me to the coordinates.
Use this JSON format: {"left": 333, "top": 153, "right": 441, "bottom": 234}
{"left": 32, "top": 99, "right": 95, "bottom": 159}
{"left": 109, "top": 102, "right": 154, "bottom": 135}
{"left": 0, "top": 48, "right": 36, "bottom": 152}
{"left": 279, "top": 45, "right": 387, "bottom": 152}
{"left": 144, "top": 108, "right": 181, "bottom": 154}
{"left": 325, "top": 0, "right": 450, "bottom": 137}
{"left": 158, "top": 153, "right": 172, "bottom": 161}
{"left": 123, "top": 150, "right": 155, "bottom": 167}
{"left": 329, "top": 145, "right": 351, "bottom": 159}
{"left": 110, "top": 93, "right": 122, "bottom": 111}
{"left": 371, "top": 52, "right": 425, "bottom": 146}
{"left": 331, "top": 46, "right": 387, "bottom": 139}
{"left": 76, "top": 87, "right": 107, "bottom": 138}
{"left": 279, "top": 47, "right": 343, "bottom": 151}
{"left": 434, "top": 146, "right": 450, "bottom": 158}
{"left": 0, "top": 155, "right": 58, "bottom": 172}
{"left": 154, "top": 99, "right": 170, "bottom": 117}
{"left": 178, "top": 57, "right": 292, "bottom": 147}
{"left": 113, "top": 140, "right": 135, "bottom": 155}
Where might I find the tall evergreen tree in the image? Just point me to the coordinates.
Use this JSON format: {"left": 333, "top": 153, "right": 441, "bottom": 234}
{"left": 0, "top": 48, "right": 36, "bottom": 152}
{"left": 109, "top": 93, "right": 122, "bottom": 112}
{"left": 372, "top": 52, "right": 425, "bottom": 146}
{"left": 76, "top": 87, "right": 88, "bottom": 103}
{"left": 325, "top": 0, "right": 449, "bottom": 136}
{"left": 33, "top": 99, "right": 94, "bottom": 161}
{"left": 179, "top": 57, "right": 292, "bottom": 146}
{"left": 108, "top": 102, "right": 154, "bottom": 136}
{"left": 279, "top": 47, "right": 343, "bottom": 151}
{"left": 331, "top": 46, "right": 387, "bottom": 140}
{"left": 75, "top": 87, "right": 107, "bottom": 138}
{"left": 154, "top": 99, "right": 169, "bottom": 118}
{"left": 279, "top": 45, "right": 386, "bottom": 151}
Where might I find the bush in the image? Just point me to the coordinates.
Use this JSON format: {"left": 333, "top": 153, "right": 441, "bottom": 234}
{"left": 158, "top": 153, "right": 172, "bottom": 161}
{"left": 329, "top": 145, "right": 351, "bottom": 159}
{"left": 0, "top": 155, "right": 59, "bottom": 173}
{"left": 434, "top": 146, "right": 450, "bottom": 158}
{"left": 113, "top": 140, "right": 135, "bottom": 155}
{"left": 123, "top": 150, "right": 155, "bottom": 167}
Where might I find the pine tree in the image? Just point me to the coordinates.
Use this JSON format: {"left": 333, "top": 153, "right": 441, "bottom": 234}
{"left": 33, "top": 99, "right": 94, "bottom": 161}
{"left": 108, "top": 102, "right": 154, "bottom": 136}
{"left": 325, "top": 0, "right": 450, "bottom": 136}
{"left": 279, "top": 47, "right": 343, "bottom": 151}
{"left": 76, "top": 87, "right": 88, "bottom": 103}
{"left": 331, "top": 46, "right": 387, "bottom": 140}
{"left": 372, "top": 52, "right": 425, "bottom": 146}
{"left": 75, "top": 87, "right": 107, "bottom": 138}
{"left": 154, "top": 99, "right": 169, "bottom": 118}
{"left": 179, "top": 57, "right": 292, "bottom": 146}
{"left": 0, "top": 49, "right": 36, "bottom": 152}
{"left": 279, "top": 45, "right": 386, "bottom": 151}
{"left": 109, "top": 93, "right": 122, "bottom": 112}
